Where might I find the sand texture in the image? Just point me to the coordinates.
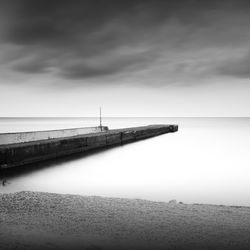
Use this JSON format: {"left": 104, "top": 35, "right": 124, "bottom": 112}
{"left": 1, "top": 191, "right": 250, "bottom": 250}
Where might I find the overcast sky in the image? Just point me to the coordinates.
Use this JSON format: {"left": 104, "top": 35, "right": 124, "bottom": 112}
{"left": 0, "top": 0, "right": 250, "bottom": 117}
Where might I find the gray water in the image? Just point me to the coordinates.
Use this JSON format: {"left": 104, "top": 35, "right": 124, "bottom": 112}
{"left": 1, "top": 117, "right": 250, "bottom": 206}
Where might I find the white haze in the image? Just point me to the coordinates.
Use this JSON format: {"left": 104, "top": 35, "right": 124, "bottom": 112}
{"left": 1, "top": 117, "right": 250, "bottom": 206}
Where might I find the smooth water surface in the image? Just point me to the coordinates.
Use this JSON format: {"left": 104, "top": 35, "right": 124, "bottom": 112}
{"left": 1, "top": 117, "right": 250, "bottom": 206}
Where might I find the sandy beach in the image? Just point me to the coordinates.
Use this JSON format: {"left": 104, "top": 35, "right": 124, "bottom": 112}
{"left": 0, "top": 191, "right": 250, "bottom": 250}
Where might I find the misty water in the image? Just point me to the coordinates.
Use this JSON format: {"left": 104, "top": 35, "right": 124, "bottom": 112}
{"left": 1, "top": 117, "right": 250, "bottom": 206}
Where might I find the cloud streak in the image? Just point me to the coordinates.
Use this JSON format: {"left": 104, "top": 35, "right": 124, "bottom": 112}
{"left": 1, "top": 0, "right": 250, "bottom": 84}
{"left": 217, "top": 53, "right": 250, "bottom": 78}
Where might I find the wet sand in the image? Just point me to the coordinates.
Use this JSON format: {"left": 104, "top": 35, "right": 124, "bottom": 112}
{"left": 1, "top": 191, "right": 250, "bottom": 250}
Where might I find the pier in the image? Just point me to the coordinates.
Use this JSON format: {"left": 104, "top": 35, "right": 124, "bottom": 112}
{"left": 0, "top": 125, "right": 178, "bottom": 169}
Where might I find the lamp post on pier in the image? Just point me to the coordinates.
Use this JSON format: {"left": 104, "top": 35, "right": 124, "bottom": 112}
{"left": 99, "top": 106, "right": 102, "bottom": 131}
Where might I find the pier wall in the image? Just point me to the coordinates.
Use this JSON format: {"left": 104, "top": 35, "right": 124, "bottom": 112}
{"left": 0, "top": 126, "right": 108, "bottom": 145}
{"left": 0, "top": 125, "right": 178, "bottom": 169}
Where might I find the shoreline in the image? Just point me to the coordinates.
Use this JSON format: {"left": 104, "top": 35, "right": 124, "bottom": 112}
{"left": 1, "top": 191, "right": 250, "bottom": 250}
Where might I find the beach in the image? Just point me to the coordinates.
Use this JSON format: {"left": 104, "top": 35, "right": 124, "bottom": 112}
{"left": 1, "top": 191, "right": 250, "bottom": 250}
{"left": 1, "top": 0, "right": 250, "bottom": 248}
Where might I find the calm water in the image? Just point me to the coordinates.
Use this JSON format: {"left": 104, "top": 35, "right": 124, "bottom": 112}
{"left": 1, "top": 117, "right": 250, "bottom": 206}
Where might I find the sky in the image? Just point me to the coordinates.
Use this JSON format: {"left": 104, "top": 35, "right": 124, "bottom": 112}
{"left": 0, "top": 0, "right": 250, "bottom": 117}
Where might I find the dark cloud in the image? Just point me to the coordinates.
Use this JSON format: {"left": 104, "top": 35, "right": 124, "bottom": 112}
{"left": 61, "top": 49, "right": 156, "bottom": 79}
{"left": 0, "top": 0, "right": 250, "bottom": 82}
{"left": 217, "top": 53, "right": 250, "bottom": 78}
{"left": 13, "top": 58, "right": 51, "bottom": 74}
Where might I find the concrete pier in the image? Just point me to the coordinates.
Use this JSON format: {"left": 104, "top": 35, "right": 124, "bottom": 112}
{"left": 0, "top": 126, "right": 109, "bottom": 145}
{"left": 0, "top": 125, "right": 178, "bottom": 169}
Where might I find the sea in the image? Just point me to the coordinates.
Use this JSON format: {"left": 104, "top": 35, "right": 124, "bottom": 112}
{"left": 0, "top": 117, "right": 250, "bottom": 206}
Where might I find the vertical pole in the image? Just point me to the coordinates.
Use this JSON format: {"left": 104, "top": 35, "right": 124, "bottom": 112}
{"left": 100, "top": 106, "right": 102, "bottom": 131}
